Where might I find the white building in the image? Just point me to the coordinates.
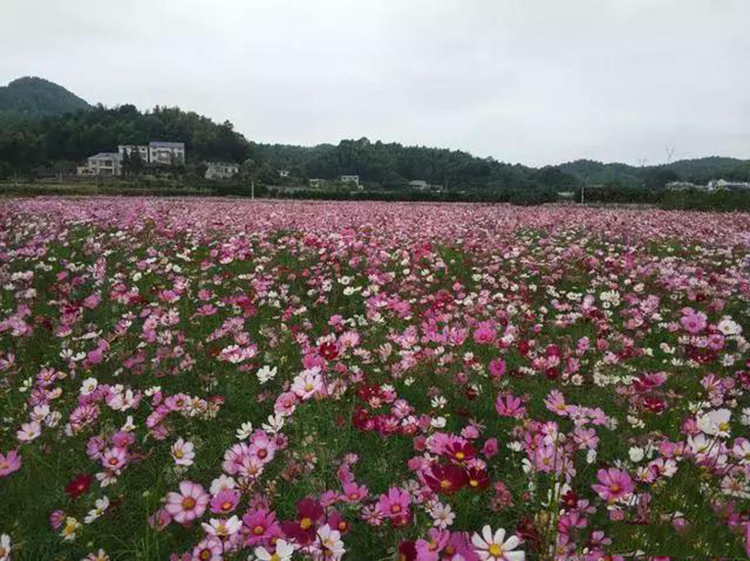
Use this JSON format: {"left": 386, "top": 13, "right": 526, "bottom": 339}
{"left": 205, "top": 162, "right": 239, "bottom": 180}
{"left": 149, "top": 141, "right": 185, "bottom": 166}
{"left": 78, "top": 152, "right": 123, "bottom": 176}
{"left": 118, "top": 144, "right": 149, "bottom": 162}
{"left": 708, "top": 179, "right": 750, "bottom": 191}
{"left": 340, "top": 175, "right": 360, "bottom": 188}
{"left": 279, "top": 169, "right": 290, "bottom": 178}
{"left": 409, "top": 179, "right": 429, "bottom": 190}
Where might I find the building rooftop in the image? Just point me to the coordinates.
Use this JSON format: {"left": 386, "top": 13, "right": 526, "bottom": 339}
{"left": 149, "top": 141, "right": 185, "bottom": 148}
{"left": 89, "top": 152, "right": 122, "bottom": 160}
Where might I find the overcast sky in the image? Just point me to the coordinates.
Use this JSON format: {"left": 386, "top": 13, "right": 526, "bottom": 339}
{"left": 1, "top": 0, "right": 748, "bottom": 166}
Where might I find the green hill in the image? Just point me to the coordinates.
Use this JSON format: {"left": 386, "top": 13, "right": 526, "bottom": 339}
{"left": 0, "top": 76, "right": 91, "bottom": 118}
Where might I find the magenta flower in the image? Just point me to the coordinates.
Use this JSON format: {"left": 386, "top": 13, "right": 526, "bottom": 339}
{"left": 592, "top": 468, "right": 635, "bottom": 503}
{"left": 375, "top": 487, "right": 412, "bottom": 519}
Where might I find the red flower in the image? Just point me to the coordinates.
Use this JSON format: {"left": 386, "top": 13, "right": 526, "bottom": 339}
{"left": 445, "top": 441, "right": 476, "bottom": 463}
{"left": 642, "top": 396, "right": 666, "bottom": 414}
{"left": 319, "top": 342, "right": 339, "bottom": 361}
{"left": 424, "top": 463, "right": 467, "bottom": 494}
{"left": 281, "top": 498, "right": 323, "bottom": 545}
{"left": 398, "top": 541, "right": 417, "bottom": 561}
{"left": 466, "top": 467, "right": 490, "bottom": 491}
{"left": 65, "top": 473, "right": 93, "bottom": 499}
{"left": 561, "top": 489, "right": 578, "bottom": 510}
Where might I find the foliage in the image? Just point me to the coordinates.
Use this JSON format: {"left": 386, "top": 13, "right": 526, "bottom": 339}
{"left": 0, "top": 104, "right": 251, "bottom": 174}
{"left": 0, "top": 77, "right": 91, "bottom": 119}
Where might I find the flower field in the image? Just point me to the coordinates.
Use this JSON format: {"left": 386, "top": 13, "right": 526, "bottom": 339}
{"left": 1, "top": 198, "right": 749, "bottom": 560}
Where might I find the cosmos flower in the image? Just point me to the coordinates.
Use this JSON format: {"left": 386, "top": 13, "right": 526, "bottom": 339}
{"left": 0, "top": 450, "right": 21, "bottom": 477}
{"left": 254, "top": 539, "right": 295, "bottom": 561}
{"left": 592, "top": 468, "right": 635, "bottom": 503}
{"left": 165, "top": 480, "right": 209, "bottom": 524}
{"left": 471, "top": 525, "right": 524, "bottom": 561}
{"left": 170, "top": 437, "right": 195, "bottom": 466}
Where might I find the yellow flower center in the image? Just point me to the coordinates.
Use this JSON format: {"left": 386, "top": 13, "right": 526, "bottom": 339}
{"left": 300, "top": 517, "right": 312, "bottom": 530}
{"left": 182, "top": 497, "right": 196, "bottom": 510}
{"left": 174, "top": 449, "right": 184, "bottom": 459}
{"left": 455, "top": 451, "right": 465, "bottom": 460}
{"left": 488, "top": 543, "right": 504, "bottom": 557}
{"left": 254, "top": 525, "right": 265, "bottom": 535}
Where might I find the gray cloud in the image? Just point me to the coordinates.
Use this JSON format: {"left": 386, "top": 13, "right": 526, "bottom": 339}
{"left": 1, "top": 0, "right": 748, "bottom": 166}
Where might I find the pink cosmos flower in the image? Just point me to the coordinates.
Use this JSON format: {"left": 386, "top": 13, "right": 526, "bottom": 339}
{"left": 0, "top": 450, "right": 21, "bottom": 477}
{"left": 375, "top": 487, "right": 412, "bottom": 520}
{"left": 165, "top": 480, "right": 209, "bottom": 524}
{"left": 242, "top": 508, "right": 282, "bottom": 546}
{"left": 489, "top": 358, "right": 506, "bottom": 379}
{"left": 680, "top": 308, "right": 707, "bottom": 334}
{"left": 592, "top": 468, "right": 634, "bottom": 503}
{"left": 415, "top": 528, "right": 450, "bottom": 560}
{"left": 209, "top": 488, "right": 241, "bottom": 514}
{"left": 191, "top": 538, "right": 222, "bottom": 561}
{"left": 341, "top": 481, "right": 369, "bottom": 503}
{"left": 495, "top": 394, "right": 526, "bottom": 418}
{"left": 274, "top": 392, "right": 298, "bottom": 416}
{"left": 291, "top": 368, "right": 324, "bottom": 400}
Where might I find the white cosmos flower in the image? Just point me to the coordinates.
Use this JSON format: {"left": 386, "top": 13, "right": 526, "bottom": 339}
{"left": 170, "top": 438, "right": 195, "bottom": 466}
{"left": 209, "top": 474, "right": 236, "bottom": 496}
{"left": 80, "top": 377, "right": 98, "bottom": 396}
{"left": 471, "top": 525, "right": 524, "bottom": 560}
{"left": 254, "top": 539, "right": 295, "bottom": 561}
{"left": 697, "top": 409, "right": 731, "bottom": 437}
{"left": 428, "top": 501, "right": 456, "bottom": 529}
{"left": 0, "top": 534, "right": 11, "bottom": 561}
{"left": 257, "top": 365, "right": 277, "bottom": 385}
{"left": 317, "top": 524, "right": 345, "bottom": 558}
{"left": 235, "top": 421, "right": 253, "bottom": 440}
{"left": 717, "top": 318, "right": 742, "bottom": 336}
{"left": 84, "top": 496, "right": 110, "bottom": 524}
{"left": 629, "top": 447, "right": 645, "bottom": 463}
{"left": 262, "top": 414, "right": 285, "bottom": 434}
{"left": 201, "top": 515, "right": 242, "bottom": 538}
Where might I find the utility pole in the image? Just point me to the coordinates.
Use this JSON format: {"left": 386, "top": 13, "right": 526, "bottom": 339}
{"left": 251, "top": 179, "right": 255, "bottom": 200}
{"left": 580, "top": 184, "right": 585, "bottom": 204}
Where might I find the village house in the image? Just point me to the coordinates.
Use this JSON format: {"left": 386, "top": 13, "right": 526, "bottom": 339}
{"left": 149, "top": 141, "right": 185, "bottom": 166}
{"left": 78, "top": 140, "right": 186, "bottom": 176}
{"left": 707, "top": 178, "right": 750, "bottom": 191}
{"left": 340, "top": 175, "right": 360, "bottom": 187}
{"left": 118, "top": 144, "right": 149, "bottom": 162}
{"left": 205, "top": 161, "right": 239, "bottom": 180}
{"left": 79, "top": 152, "right": 123, "bottom": 176}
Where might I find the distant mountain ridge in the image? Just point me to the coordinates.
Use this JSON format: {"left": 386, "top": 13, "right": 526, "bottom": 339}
{"left": 558, "top": 156, "right": 749, "bottom": 187}
{"left": 0, "top": 76, "right": 747, "bottom": 189}
{"left": 0, "top": 76, "right": 91, "bottom": 118}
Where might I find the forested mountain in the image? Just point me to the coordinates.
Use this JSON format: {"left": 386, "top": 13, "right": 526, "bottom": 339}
{"left": 0, "top": 103, "right": 251, "bottom": 174}
{"left": 0, "top": 77, "right": 747, "bottom": 196}
{"left": 558, "top": 157, "right": 750, "bottom": 188}
{"left": 246, "top": 137, "right": 583, "bottom": 199}
{"left": 0, "top": 77, "right": 91, "bottom": 118}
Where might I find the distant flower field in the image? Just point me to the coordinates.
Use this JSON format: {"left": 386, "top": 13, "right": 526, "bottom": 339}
{"left": 1, "top": 198, "right": 749, "bottom": 560}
